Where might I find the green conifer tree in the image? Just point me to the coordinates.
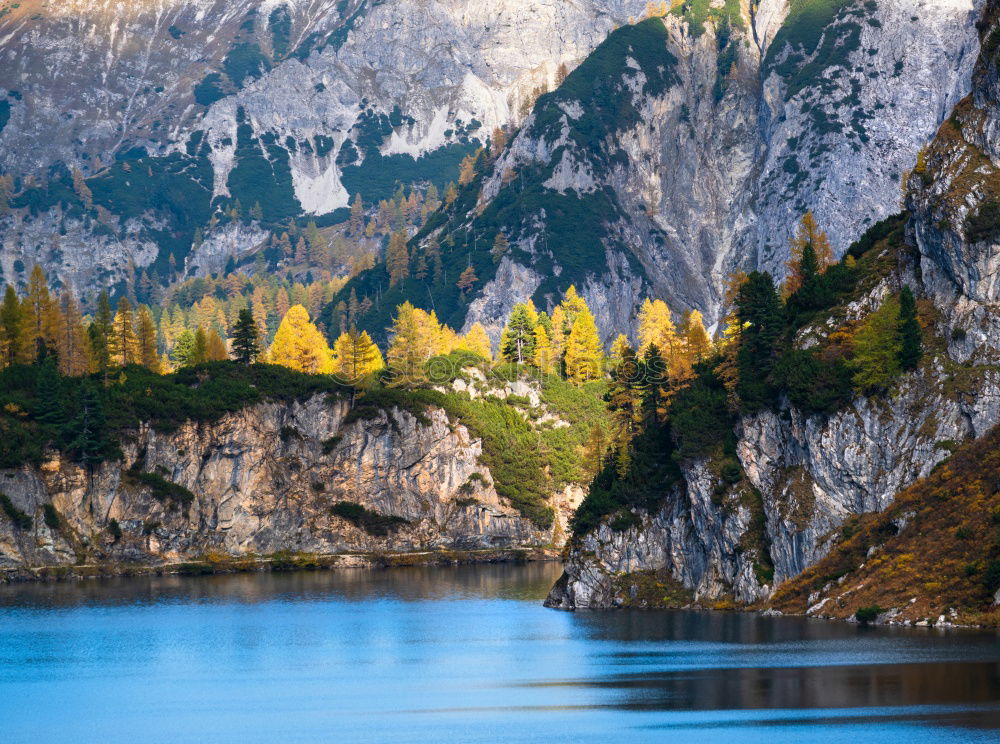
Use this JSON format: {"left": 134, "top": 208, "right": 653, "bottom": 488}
{"left": 898, "top": 286, "right": 922, "bottom": 370}
{"left": 231, "top": 308, "right": 261, "bottom": 364}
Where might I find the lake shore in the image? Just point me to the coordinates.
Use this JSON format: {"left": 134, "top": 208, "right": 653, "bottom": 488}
{"left": 0, "top": 546, "right": 562, "bottom": 584}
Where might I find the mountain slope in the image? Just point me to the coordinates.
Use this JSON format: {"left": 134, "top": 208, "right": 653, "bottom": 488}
{"left": 352, "top": 0, "right": 982, "bottom": 343}
{"left": 545, "top": 0, "right": 1000, "bottom": 613}
{"left": 0, "top": 0, "right": 650, "bottom": 294}
{"left": 765, "top": 424, "right": 1000, "bottom": 626}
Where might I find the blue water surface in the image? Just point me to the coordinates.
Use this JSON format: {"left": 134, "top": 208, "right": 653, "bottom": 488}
{"left": 1, "top": 562, "right": 998, "bottom": 743}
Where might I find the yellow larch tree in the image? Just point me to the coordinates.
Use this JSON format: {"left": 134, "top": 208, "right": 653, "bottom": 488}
{"left": 205, "top": 329, "right": 228, "bottom": 361}
{"left": 25, "top": 264, "right": 60, "bottom": 358}
{"left": 609, "top": 333, "right": 632, "bottom": 368}
{"left": 332, "top": 328, "right": 384, "bottom": 381}
{"left": 57, "top": 288, "right": 90, "bottom": 376}
{"left": 458, "top": 322, "right": 492, "bottom": 360}
{"left": 112, "top": 297, "right": 140, "bottom": 366}
{"left": 386, "top": 301, "right": 442, "bottom": 381}
{"left": 784, "top": 211, "right": 833, "bottom": 297}
{"left": 136, "top": 305, "right": 161, "bottom": 372}
{"left": 268, "top": 304, "right": 333, "bottom": 374}
{"left": 533, "top": 323, "right": 556, "bottom": 374}
{"left": 637, "top": 298, "right": 679, "bottom": 365}
{"left": 564, "top": 307, "right": 603, "bottom": 385}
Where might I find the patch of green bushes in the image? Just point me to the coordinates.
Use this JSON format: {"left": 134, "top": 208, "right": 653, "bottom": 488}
{"left": 330, "top": 501, "right": 409, "bottom": 536}
{"left": 42, "top": 503, "right": 61, "bottom": 531}
{"left": 0, "top": 492, "right": 32, "bottom": 530}
{"left": 855, "top": 605, "right": 882, "bottom": 625}
{"left": 125, "top": 467, "right": 195, "bottom": 509}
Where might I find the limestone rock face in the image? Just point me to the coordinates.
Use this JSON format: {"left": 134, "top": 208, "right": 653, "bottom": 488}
{"left": 0, "top": 395, "right": 568, "bottom": 570}
{"left": 454, "top": 1, "right": 983, "bottom": 340}
{"left": 547, "top": 1, "right": 1000, "bottom": 610}
{"left": 0, "top": 0, "right": 649, "bottom": 292}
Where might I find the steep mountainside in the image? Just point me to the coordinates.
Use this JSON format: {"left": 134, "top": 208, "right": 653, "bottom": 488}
{"left": 765, "top": 423, "right": 1000, "bottom": 626}
{"left": 0, "top": 0, "right": 648, "bottom": 294}
{"left": 545, "top": 0, "right": 1000, "bottom": 613}
{"left": 349, "top": 0, "right": 982, "bottom": 342}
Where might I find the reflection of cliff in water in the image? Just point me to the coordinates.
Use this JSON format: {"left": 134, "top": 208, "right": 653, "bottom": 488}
{"left": 0, "top": 562, "right": 566, "bottom": 608}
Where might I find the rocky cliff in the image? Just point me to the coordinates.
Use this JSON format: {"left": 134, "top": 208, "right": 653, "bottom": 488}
{"left": 0, "top": 393, "right": 573, "bottom": 574}
{"left": 0, "top": 0, "right": 649, "bottom": 293}
{"left": 546, "top": 0, "right": 1000, "bottom": 611}
{"left": 387, "top": 0, "right": 983, "bottom": 343}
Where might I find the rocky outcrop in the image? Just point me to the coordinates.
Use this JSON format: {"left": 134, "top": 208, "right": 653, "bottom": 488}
{"left": 548, "top": 1, "right": 1000, "bottom": 610}
{"left": 436, "top": 1, "right": 983, "bottom": 340}
{"left": 0, "top": 394, "right": 571, "bottom": 572}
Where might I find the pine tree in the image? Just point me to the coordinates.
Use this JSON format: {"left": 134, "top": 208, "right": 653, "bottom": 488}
{"left": 898, "top": 286, "right": 922, "bottom": 370}
{"left": 387, "top": 230, "right": 410, "bottom": 286}
{"left": 90, "top": 291, "right": 115, "bottom": 375}
{"left": 231, "top": 308, "right": 261, "bottom": 364}
{"left": 501, "top": 303, "right": 538, "bottom": 364}
{"left": 640, "top": 344, "right": 670, "bottom": 425}
{"left": 172, "top": 329, "right": 198, "bottom": 368}
{"left": 606, "top": 342, "right": 641, "bottom": 473}
{"left": 0, "top": 284, "right": 29, "bottom": 367}
{"left": 268, "top": 305, "right": 333, "bottom": 374}
{"left": 68, "top": 382, "right": 110, "bottom": 466}
{"left": 34, "top": 358, "right": 67, "bottom": 429}
{"left": 564, "top": 307, "right": 603, "bottom": 384}
{"left": 444, "top": 182, "right": 458, "bottom": 206}
{"left": 136, "top": 306, "right": 160, "bottom": 372}
{"left": 426, "top": 238, "right": 443, "bottom": 284}
{"left": 735, "top": 272, "right": 783, "bottom": 410}
{"left": 332, "top": 328, "right": 384, "bottom": 381}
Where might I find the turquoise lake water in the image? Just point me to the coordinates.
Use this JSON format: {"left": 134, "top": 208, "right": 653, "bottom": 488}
{"left": 1, "top": 562, "right": 998, "bottom": 743}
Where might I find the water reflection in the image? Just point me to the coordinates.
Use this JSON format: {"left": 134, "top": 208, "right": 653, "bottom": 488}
{"left": 0, "top": 563, "right": 998, "bottom": 744}
{"left": 0, "top": 561, "right": 562, "bottom": 608}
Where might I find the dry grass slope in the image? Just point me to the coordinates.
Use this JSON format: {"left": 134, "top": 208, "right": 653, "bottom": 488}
{"left": 766, "top": 426, "right": 1000, "bottom": 626}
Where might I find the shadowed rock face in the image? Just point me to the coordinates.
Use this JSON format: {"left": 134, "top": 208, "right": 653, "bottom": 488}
{"left": 547, "top": 1, "right": 1000, "bottom": 611}
{"left": 0, "top": 395, "right": 576, "bottom": 571}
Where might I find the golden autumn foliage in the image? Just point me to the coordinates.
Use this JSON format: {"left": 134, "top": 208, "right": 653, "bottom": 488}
{"left": 268, "top": 305, "right": 333, "bottom": 374}
{"left": 458, "top": 322, "right": 493, "bottom": 360}
{"left": 784, "top": 212, "right": 833, "bottom": 297}
{"left": 332, "top": 328, "right": 384, "bottom": 381}
{"left": 564, "top": 307, "right": 603, "bottom": 384}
